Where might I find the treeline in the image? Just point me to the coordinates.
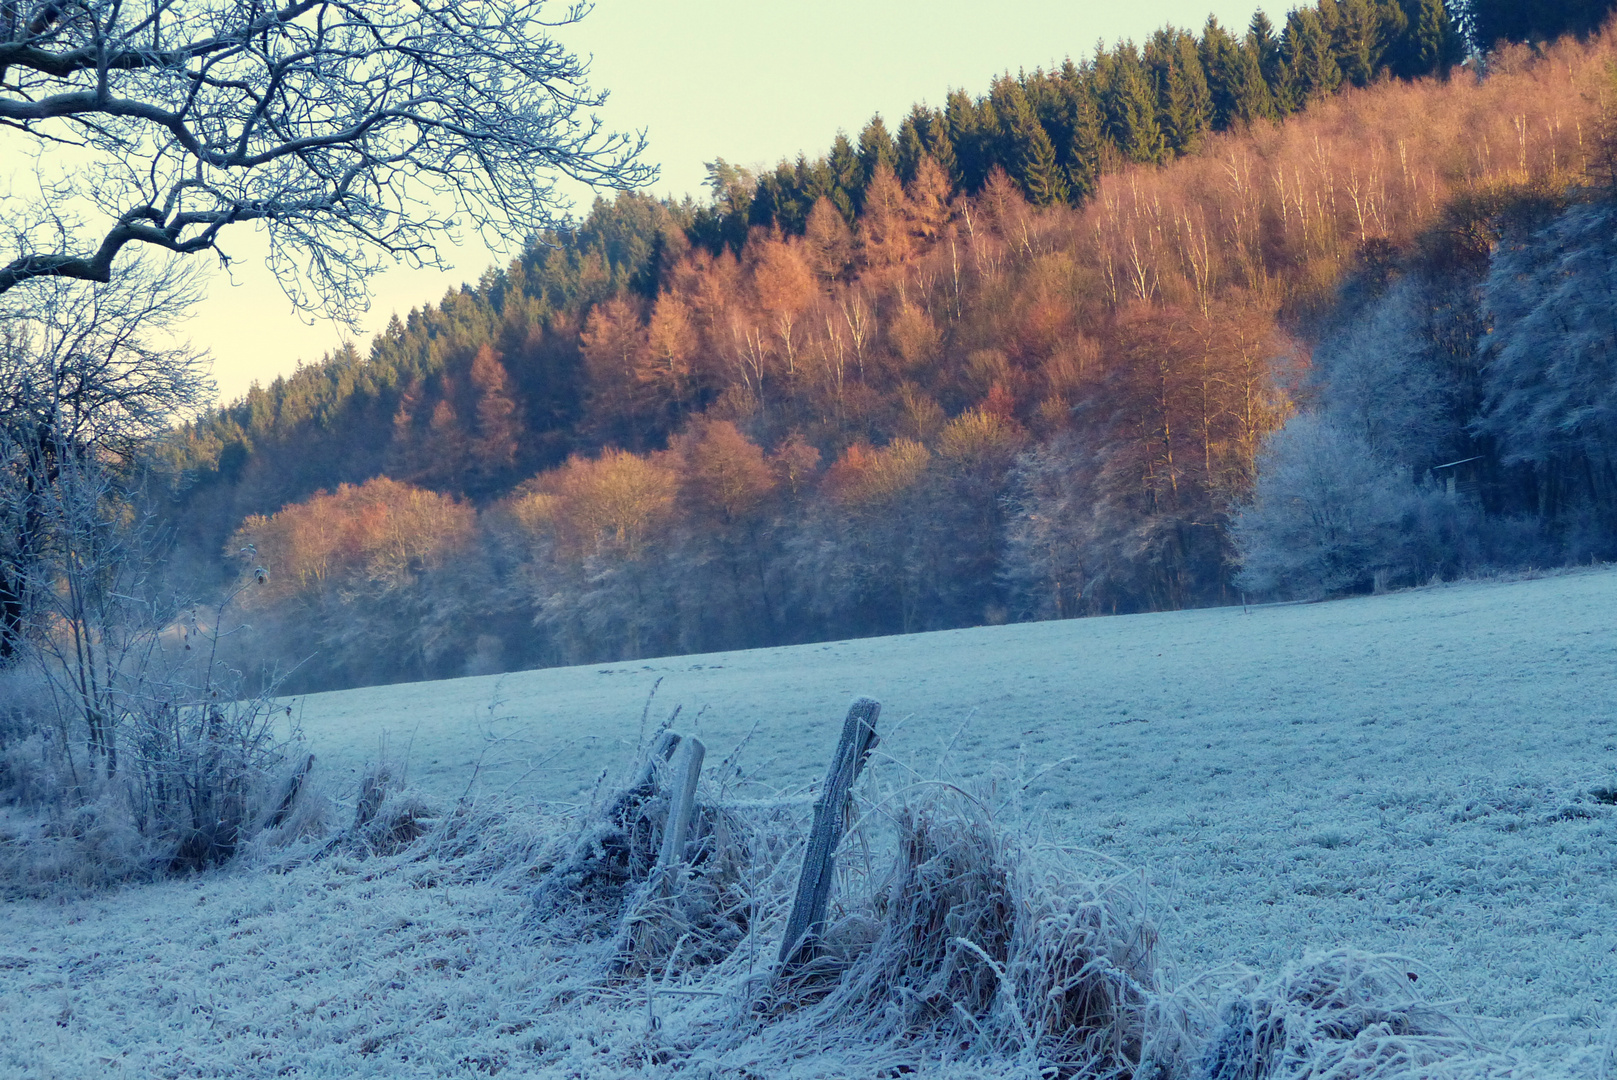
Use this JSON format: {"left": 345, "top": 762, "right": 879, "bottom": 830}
{"left": 163, "top": 0, "right": 1588, "bottom": 548}
{"left": 714, "top": 0, "right": 1466, "bottom": 244}
{"left": 701, "top": 0, "right": 1614, "bottom": 244}
{"left": 174, "top": 30, "right": 1617, "bottom": 691}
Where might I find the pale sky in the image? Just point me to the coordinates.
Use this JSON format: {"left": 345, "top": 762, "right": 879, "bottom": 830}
{"left": 28, "top": 0, "right": 1278, "bottom": 403}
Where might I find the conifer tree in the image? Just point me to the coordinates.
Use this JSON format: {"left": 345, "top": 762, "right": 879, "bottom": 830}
{"left": 1106, "top": 45, "right": 1168, "bottom": 163}
{"left": 1284, "top": 7, "right": 1345, "bottom": 107}
{"left": 1025, "top": 68, "right": 1075, "bottom": 162}
{"left": 1376, "top": 0, "right": 1412, "bottom": 67}
{"left": 896, "top": 107, "right": 931, "bottom": 185}
{"left": 1064, "top": 79, "right": 1106, "bottom": 200}
{"left": 856, "top": 116, "right": 900, "bottom": 209}
{"left": 753, "top": 162, "right": 810, "bottom": 235}
{"left": 1465, "top": 0, "right": 1616, "bottom": 48}
{"left": 1148, "top": 28, "right": 1213, "bottom": 154}
{"left": 1388, "top": 0, "right": 1463, "bottom": 75}
{"left": 996, "top": 77, "right": 1071, "bottom": 204}
{"left": 1328, "top": 0, "right": 1398, "bottom": 87}
{"left": 1233, "top": 33, "right": 1280, "bottom": 124}
{"left": 1016, "top": 109, "right": 1070, "bottom": 206}
{"left": 1200, "top": 17, "right": 1244, "bottom": 130}
{"left": 748, "top": 169, "right": 783, "bottom": 233}
{"left": 946, "top": 88, "right": 990, "bottom": 192}
{"left": 924, "top": 111, "right": 963, "bottom": 190}
{"left": 826, "top": 134, "right": 863, "bottom": 223}
{"left": 1249, "top": 13, "right": 1293, "bottom": 115}
{"left": 704, "top": 159, "right": 755, "bottom": 218}
{"left": 985, "top": 76, "right": 1027, "bottom": 177}
{"left": 799, "top": 153, "right": 841, "bottom": 215}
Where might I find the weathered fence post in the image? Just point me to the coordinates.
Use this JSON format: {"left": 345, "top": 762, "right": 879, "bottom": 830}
{"left": 638, "top": 730, "right": 683, "bottom": 792}
{"left": 656, "top": 737, "right": 706, "bottom": 880}
{"left": 777, "top": 697, "right": 881, "bottom": 968}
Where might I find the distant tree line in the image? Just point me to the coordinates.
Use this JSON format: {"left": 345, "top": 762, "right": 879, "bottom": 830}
{"left": 154, "top": 26, "right": 1617, "bottom": 692}
{"left": 707, "top": 0, "right": 1468, "bottom": 248}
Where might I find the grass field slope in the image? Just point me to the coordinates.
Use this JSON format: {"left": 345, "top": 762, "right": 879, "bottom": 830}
{"left": 6, "top": 568, "right": 1616, "bottom": 1077}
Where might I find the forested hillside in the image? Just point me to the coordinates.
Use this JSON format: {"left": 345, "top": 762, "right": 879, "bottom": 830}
{"left": 163, "top": 3, "right": 1617, "bottom": 691}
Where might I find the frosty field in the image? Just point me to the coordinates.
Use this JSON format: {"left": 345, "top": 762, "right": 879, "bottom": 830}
{"left": 5, "top": 567, "right": 1617, "bottom": 1078}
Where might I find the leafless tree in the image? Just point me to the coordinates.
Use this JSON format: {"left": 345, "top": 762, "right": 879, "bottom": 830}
{"left": 1, "top": 261, "right": 296, "bottom": 876}
{"left": 0, "top": 0, "right": 653, "bottom": 311}
{"left": 0, "top": 258, "right": 209, "bottom": 660}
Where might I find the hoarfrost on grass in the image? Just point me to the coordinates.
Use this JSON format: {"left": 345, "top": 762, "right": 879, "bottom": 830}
{"left": 3, "top": 567, "right": 1615, "bottom": 1076}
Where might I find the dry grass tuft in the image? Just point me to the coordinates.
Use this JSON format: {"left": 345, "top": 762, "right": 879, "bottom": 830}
{"left": 745, "top": 793, "right": 1162, "bottom": 1078}
{"left": 530, "top": 736, "right": 762, "bottom": 976}
{"left": 1195, "top": 950, "right": 1489, "bottom": 1080}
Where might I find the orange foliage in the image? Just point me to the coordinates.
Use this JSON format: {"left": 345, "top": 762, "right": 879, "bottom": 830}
{"left": 670, "top": 418, "right": 777, "bottom": 525}
{"left": 824, "top": 438, "right": 931, "bottom": 507}
{"left": 565, "top": 36, "right": 1615, "bottom": 474}
{"left": 237, "top": 478, "right": 474, "bottom": 598}
{"left": 511, "top": 449, "right": 678, "bottom": 561}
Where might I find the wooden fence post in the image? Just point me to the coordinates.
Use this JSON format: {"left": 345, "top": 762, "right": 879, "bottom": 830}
{"left": 656, "top": 737, "right": 706, "bottom": 879}
{"left": 777, "top": 698, "right": 881, "bottom": 968}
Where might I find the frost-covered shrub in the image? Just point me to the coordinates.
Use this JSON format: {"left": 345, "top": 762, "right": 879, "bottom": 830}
{"left": 762, "top": 803, "right": 1163, "bottom": 1077}
{"left": 0, "top": 676, "right": 308, "bottom": 895}
{"left": 0, "top": 669, "right": 59, "bottom": 811}
{"left": 1233, "top": 416, "right": 1427, "bottom": 598}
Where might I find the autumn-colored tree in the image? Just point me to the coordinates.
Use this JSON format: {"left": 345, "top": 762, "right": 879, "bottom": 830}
{"left": 751, "top": 236, "right": 817, "bottom": 376}
{"left": 242, "top": 479, "right": 464, "bottom": 600}
{"left": 673, "top": 418, "right": 777, "bottom": 526}
{"left": 234, "top": 478, "right": 480, "bottom": 684}
{"left": 669, "top": 418, "right": 783, "bottom": 636}
{"left": 908, "top": 154, "right": 955, "bottom": 247}
{"left": 803, "top": 197, "right": 855, "bottom": 282}
{"left": 469, "top": 344, "right": 520, "bottom": 489}
{"left": 581, "top": 295, "right": 670, "bottom": 447}
{"left": 580, "top": 296, "right": 647, "bottom": 389}
{"left": 522, "top": 448, "right": 678, "bottom": 562}
{"left": 857, "top": 163, "right": 916, "bottom": 272}
{"left": 644, "top": 293, "right": 700, "bottom": 413}
{"left": 424, "top": 397, "right": 472, "bottom": 489}
{"left": 771, "top": 431, "right": 823, "bottom": 498}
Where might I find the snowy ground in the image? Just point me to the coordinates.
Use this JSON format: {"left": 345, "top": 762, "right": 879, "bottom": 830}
{"left": 5, "top": 568, "right": 1617, "bottom": 1077}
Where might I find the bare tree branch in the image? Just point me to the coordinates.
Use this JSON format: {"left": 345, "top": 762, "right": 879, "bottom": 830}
{"left": 1, "top": 0, "right": 654, "bottom": 313}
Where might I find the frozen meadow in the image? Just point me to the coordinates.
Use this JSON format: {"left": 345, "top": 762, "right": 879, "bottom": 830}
{"left": 5, "top": 567, "right": 1617, "bottom": 1078}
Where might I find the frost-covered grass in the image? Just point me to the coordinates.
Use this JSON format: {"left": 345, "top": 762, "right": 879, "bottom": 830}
{"left": 4, "top": 568, "right": 1617, "bottom": 1077}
